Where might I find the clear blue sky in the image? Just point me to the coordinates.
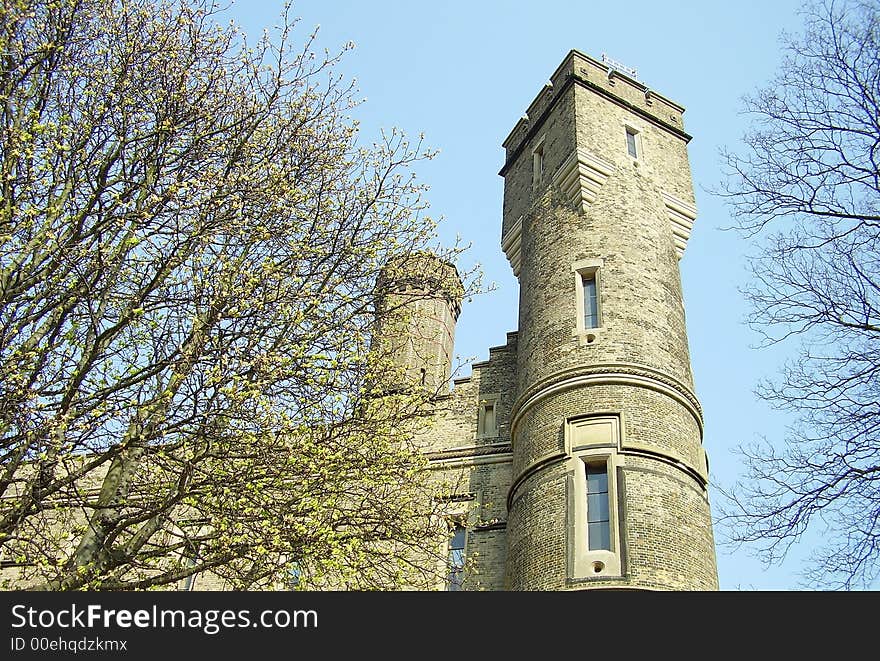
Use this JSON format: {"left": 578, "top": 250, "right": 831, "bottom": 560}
{"left": 228, "top": 0, "right": 816, "bottom": 590}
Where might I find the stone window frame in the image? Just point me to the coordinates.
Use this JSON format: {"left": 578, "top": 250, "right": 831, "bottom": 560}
{"left": 572, "top": 258, "right": 604, "bottom": 344}
{"left": 436, "top": 496, "right": 477, "bottom": 591}
{"left": 476, "top": 393, "right": 500, "bottom": 439}
{"left": 624, "top": 124, "right": 641, "bottom": 160}
{"left": 446, "top": 522, "right": 467, "bottom": 591}
{"left": 565, "top": 414, "right": 624, "bottom": 580}
{"left": 532, "top": 134, "right": 546, "bottom": 188}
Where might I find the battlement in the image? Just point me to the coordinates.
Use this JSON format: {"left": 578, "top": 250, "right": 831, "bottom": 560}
{"left": 500, "top": 50, "right": 688, "bottom": 176}
{"left": 376, "top": 251, "right": 464, "bottom": 319}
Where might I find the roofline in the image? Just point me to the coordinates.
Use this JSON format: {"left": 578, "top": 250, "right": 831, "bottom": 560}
{"left": 499, "top": 50, "right": 690, "bottom": 176}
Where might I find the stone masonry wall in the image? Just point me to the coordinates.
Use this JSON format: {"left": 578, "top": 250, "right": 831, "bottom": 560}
{"left": 414, "top": 333, "right": 518, "bottom": 590}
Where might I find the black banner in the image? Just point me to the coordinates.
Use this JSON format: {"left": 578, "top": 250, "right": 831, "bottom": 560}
{"left": 0, "top": 589, "right": 866, "bottom": 657}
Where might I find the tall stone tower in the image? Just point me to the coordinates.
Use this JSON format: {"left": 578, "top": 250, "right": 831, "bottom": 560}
{"left": 373, "top": 252, "right": 463, "bottom": 395}
{"left": 500, "top": 51, "right": 718, "bottom": 589}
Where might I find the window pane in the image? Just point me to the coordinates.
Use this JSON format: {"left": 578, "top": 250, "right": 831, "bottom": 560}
{"left": 583, "top": 275, "right": 599, "bottom": 329}
{"left": 586, "top": 464, "right": 608, "bottom": 494}
{"left": 588, "top": 521, "right": 611, "bottom": 551}
{"left": 587, "top": 493, "right": 610, "bottom": 523}
{"left": 448, "top": 525, "right": 466, "bottom": 591}
{"left": 288, "top": 563, "right": 302, "bottom": 589}
{"left": 586, "top": 463, "right": 611, "bottom": 551}
{"left": 626, "top": 130, "right": 637, "bottom": 157}
{"left": 450, "top": 527, "right": 466, "bottom": 550}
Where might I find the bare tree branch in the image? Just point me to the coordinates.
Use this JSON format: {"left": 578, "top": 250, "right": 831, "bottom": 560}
{"left": 715, "top": 0, "right": 880, "bottom": 589}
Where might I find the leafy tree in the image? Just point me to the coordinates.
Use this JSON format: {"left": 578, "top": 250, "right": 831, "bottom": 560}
{"left": 0, "top": 0, "right": 472, "bottom": 590}
{"left": 717, "top": 0, "right": 879, "bottom": 589}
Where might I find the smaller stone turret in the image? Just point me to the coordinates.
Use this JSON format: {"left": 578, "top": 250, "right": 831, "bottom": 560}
{"left": 373, "top": 252, "right": 463, "bottom": 395}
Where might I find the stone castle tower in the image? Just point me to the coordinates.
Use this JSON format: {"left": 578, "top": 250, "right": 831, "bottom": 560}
{"left": 386, "top": 49, "right": 718, "bottom": 590}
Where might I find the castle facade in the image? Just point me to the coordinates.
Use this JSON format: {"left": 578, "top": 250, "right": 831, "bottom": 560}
{"left": 381, "top": 49, "right": 718, "bottom": 590}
